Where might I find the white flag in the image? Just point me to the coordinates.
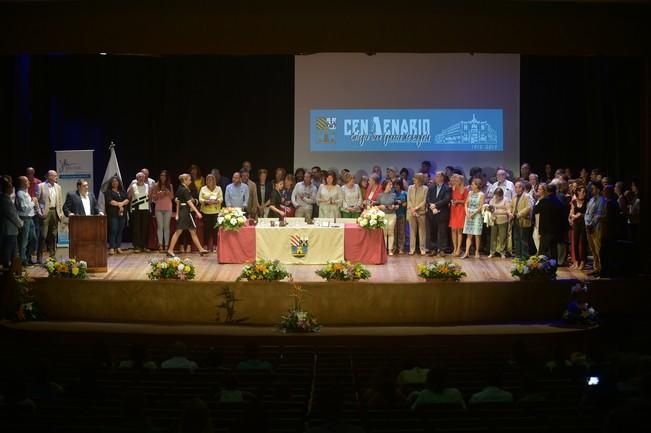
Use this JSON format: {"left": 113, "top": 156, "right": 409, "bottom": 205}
{"left": 97, "top": 143, "right": 122, "bottom": 213}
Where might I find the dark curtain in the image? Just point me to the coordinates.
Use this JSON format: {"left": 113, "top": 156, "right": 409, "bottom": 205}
{"left": 1, "top": 54, "right": 644, "bottom": 187}
{"left": 0, "top": 54, "right": 294, "bottom": 190}
{"left": 520, "top": 56, "right": 642, "bottom": 181}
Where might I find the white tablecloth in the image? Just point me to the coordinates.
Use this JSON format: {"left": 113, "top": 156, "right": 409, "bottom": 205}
{"left": 255, "top": 225, "right": 345, "bottom": 264}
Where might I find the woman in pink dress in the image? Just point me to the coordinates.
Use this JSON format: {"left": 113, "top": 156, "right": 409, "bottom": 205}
{"left": 448, "top": 174, "right": 468, "bottom": 256}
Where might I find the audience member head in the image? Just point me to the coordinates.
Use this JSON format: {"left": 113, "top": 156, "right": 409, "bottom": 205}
{"left": 514, "top": 181, "right": 524, "bottom": 196}
{"left": 413, "top": 173, "right": 425, "bottom": 187}
{"left": 294, "top": 168, "right": 305, "bottom": 182}
{"left": 302, "top": 171, "right": 312, "bottom": 186}
{"left": 528, "top": 173, "right": 539, "bottom": 186}
{"left": 210, "top": 168, "right": 222, "bottom": 181}
{"left": 109, "top": 176, "right": 123, "bottom": 192}
{"left": 435, "top": 171, "right": 447, "bottom": 185}
{"left": 523, "top": 181, "right": 532, "bottom": 193}
{"left": 544, "top": 164, "right": 553, "bottom": 177}
{"left": 17, "top": 176, "right": 29, "bottom": 191}
{"left": 469, "top": 167, "right": 483, "bottom": 179}
{"left": 178, "top": 173, "right": 192, "bottom": 187}
{"left": 76, "top": 179, "right": 90, "bottom": 196}
{"left": 368, "top": 173, "right": 380, "bottom": 187}
{"left": 494, "top": 187, "right": 504, "bottom": 200}
{"left": 157, "top": 170, "right": 171, "bottom": 190}
{"left": 386, "top": 166, "right": 397, "bottom": 179}
{"left": 603, "top": 184, "right": 615, "bottom": 200}
{"left": 232, "top": 171, "right": 241, "bottom": 185}
{"left": 26, "top": 167, "right": 36, "bottom": 180}
{"left": 601, "top": 176, "right": 609, "bottom": 186}
{"left": 240, "top": 169, "right": 250, "bottom": 184}
{"left": 614, "top": 181, "right": 625, "bottom": 197}
{"left": 545, "top": 183, "right": 557, "bottom": 196}
{"left": 359, "top": 175, "right": 369, "bottom": 189}
{"left": 311, "top": 166, "right": 322, "bottom": 181}
{"left": 325, "top": 170, "right": 336, "bottom": 186}
{"left": 47, "top": 170, "right": 58, "bottom": 184}
{"left": 496, "top": 169, "right": 507, "bottom": 183}
{"left": 392, "top": 178, "right": 404, "bottom": 192}
{"left": 381, "top": 179, "right": 393, "bottom": 192}
{"left": 399, "top": 168, "right": 409, "bottom": 180}
{"left": 257, "top": 169, "right": 268, "bottom": 184}
{"left": 470, "top": 177, "right": 481, "bottom": 192}
{"left": 537, "top": 182, "right": 547, "bottom": 198}
{"left": 576, "top": 185, "right": 586, "bottom": 201}
{"left": 591, "top": 180, "right": 604, "bottom": 197}
{"left": 372, "top": 165, "right": 383, "bottom": 177}
{"left": 283, "top": 174, "right": 295, "bottom": 190}
{"left": 343, "top": 173, "right": 355, "bottom": 187}
{"left": 520, "top": 163, "right": 531, "bottom": 179}
{"left": 420, "top": 160, "right": 432, "bottom": 174}
{"left": 241, "top": 161, "right": 252, "bottom": 172}
{"left": 274, "top": 167, "right": 286, "bottom": 183}
{"left": 205, "top": 173, "right": 216, "bottom": 189}
{"left": 135, "top": 171, "right": 146, "bottom": 185}
{"left": 590, "top": 168, "right": 602, "bottom": 182}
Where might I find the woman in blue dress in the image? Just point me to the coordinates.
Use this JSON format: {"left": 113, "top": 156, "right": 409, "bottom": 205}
{"left": 462, "top": 178, "right": 485, "bottom": 259}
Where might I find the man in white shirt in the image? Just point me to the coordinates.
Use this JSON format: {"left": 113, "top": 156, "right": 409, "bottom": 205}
{"left": 63, "top": 179, "right": 102, "bottom": 217}
{"left": 291, "top": 172, "right": 317, "bottom": 221}
{"left": 488, "top": 169, "right": 515, "bottom": 201}
{"left": 36, "top": 170, "right": 64, "bottom": 262}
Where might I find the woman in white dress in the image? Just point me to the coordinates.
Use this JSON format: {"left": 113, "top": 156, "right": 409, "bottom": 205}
{"left": 316, "top": 170, "right": 343, "bottom": 219}
{"left": 340, "top": 173, "right": 362, "bottom": 218}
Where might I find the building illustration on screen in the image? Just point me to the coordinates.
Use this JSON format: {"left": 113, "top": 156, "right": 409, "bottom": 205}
{"left": 434, "top": 114, "right": 497, "bottom": 145}
{"left": 315, "top": 116, "right": 337, "bottom": 144}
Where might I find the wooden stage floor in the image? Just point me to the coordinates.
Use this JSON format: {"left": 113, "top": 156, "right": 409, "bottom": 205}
{"left": 27, "top": 247, "right": 589, "bottom": 282}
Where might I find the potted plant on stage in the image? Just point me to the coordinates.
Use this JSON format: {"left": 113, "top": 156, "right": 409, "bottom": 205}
{"left": 511, "top": 255, "right": 558, "bottom": 280}
{"left": 279, "top": 280, "right": 320, "bottom": 333}
{"left": 215, "top": 207, "right": 247, "bottom": 231}
{"left": 10, "top": 272, "right": 46, "bottom": 321}
{"left": 417, "top": 260, "right": 467, "bottom": 282}
{"left": 357, "top": 206, "right": 386, "bottom": 229}
{"left": 44, "top": 257, "right": 88, "bottom": 279}
{"left": 315, "top": 260, "right": 371, "bottom": 281}
{"left": 562, "top": 282, "right": 598, "bottom": 327}
{"left": 237, "top": 258, "right": 291, "bottom": 282}
{"left": 147, "top": 256, "right": 196, "bottom": 280}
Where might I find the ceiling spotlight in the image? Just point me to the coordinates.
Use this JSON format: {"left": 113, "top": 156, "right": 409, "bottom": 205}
{"left": 99, "top": 52, "right": 107, "bottom": 56}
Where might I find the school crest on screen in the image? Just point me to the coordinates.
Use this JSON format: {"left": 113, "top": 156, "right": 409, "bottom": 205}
{"left": 315, "top": 116, "right": 336, "bottom": 144}
{"left": 290, "top": 235, "right": 309, "bottom": 258}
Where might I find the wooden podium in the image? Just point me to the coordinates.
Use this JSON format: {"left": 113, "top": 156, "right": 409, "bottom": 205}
{"left": 69, "top": 215, "right": 108, "bottom": 273}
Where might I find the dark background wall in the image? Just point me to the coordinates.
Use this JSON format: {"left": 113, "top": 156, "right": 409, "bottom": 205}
{"left": 0, "top": 54, "right": 643, "bottom": 187}
{"left": 0, "top": 54, "right": 294, "bottom": 185}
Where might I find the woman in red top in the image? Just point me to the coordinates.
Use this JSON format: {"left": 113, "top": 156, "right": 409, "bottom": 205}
{"left": 364, "top": 174, "right": 382, "bottom": 208}
{"left": 449, "top": 174, "right": 468, "bottom": 256}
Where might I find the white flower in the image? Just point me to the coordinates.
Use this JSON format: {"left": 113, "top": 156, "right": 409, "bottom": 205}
{"left": 359, "top": 219, "right": 368, "bottom": 227}
{"left": 230, "top": 218, "right": 237, "bottom": 225}
{"left": 237, "top": 217, "right": 245, "bottom": 224}
{"left": 79, "top": 261, "right": 87, "bottom": 268}
{"left": 160, "top": 262, "right": 168, "bottom": 269}
{"left": 371, "top": 214, "right": 378, "bottom": 220}
{"left": 217, "top": 216, "right": 225, "bottom": 224}
{"left": 369, "top": 219, "right": 377, "bottom": 226}
{"left": 523, "top": 266, "right": 530, "bottom": 274}
{"left": 177, "top": 264, "right": 185, "bottom": 271}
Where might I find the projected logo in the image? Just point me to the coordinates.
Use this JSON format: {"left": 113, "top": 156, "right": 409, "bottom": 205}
{"left": 310, "top": 109, "right": 503, "bottom": 152}
{"left": 315, "top": 116, "right": 337, "bottom": 145}
{"left": 290, "top": 234, "right": 309, "bottom": 258}
{"left": 434, "top": 114, "right": 498, "bottom": 147}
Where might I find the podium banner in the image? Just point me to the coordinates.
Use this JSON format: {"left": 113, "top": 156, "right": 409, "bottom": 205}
{"left": 55, "top": 149, "right": 94, "bottom": 246}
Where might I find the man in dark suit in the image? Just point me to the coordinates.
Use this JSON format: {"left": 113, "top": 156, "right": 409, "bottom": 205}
{"left": 63, "top": 179, "right": 102, "bottom": 217}
{"left": 533, "top": 183, "right": 565, "bottom": 260}
{"left": 426, "top": 171, "right": 451, "bottom": 256}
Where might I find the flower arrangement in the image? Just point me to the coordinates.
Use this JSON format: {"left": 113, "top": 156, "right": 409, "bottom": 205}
{"left": 215, "top": 207, "right": 247, "bottom": 231}
{"left": 357, "top": 206, "right": 386, "bottom": 229}
{"left": 563, "top": 282, "right": 598, "bottom": 326}
{"left": 511, "top": 255, "right": 557, "bottom": 280}
{"left": 44, "top": 257, "right": 88, "bottom": 279}
{"left": 279, "top": 280, "right": 320, "bottom": 333}
{"left": 315, "top": 260, "right": 371, "bottom": 281}
{"left": 12, "top": 272, "right": 45, "bottom": 321}
{"left": 417, "top": 260, "right": 467, "bottom": 282}
{"left": 237, "top": 258, "right": 291, "bottom": 282}
{"left": 147, "top": 257, "right": 196, "bottom": 280}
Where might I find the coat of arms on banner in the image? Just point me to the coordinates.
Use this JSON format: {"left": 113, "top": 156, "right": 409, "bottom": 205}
{"left": 290, "top": 234, "right": 309, "bottom": 258}
{"left": 315, "top": 116, "right": 336, "bottom": 144}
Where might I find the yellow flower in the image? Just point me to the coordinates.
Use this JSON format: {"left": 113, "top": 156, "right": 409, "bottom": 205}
{"left": 72, "top": 267, "right": 79, "bottom": 276}
{"left": 184, "top": 265, "right": 191, "bottom": 273}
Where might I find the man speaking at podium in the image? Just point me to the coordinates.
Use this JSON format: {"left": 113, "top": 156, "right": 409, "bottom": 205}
{"left": 63, "top": 179, "right": 103, "bottom": 217}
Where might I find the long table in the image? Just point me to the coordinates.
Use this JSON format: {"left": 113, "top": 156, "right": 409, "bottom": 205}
{"left": 219, "top": 224, "right": 387, "bottom": 265}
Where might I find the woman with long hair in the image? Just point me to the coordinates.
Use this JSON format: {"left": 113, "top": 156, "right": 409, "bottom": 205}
{"left": 449, "top": 174, "right": 468, "bottom": 256}
{"left": 569, "top": 186, "right": 588, "bottom": 270}
{"left": 364, "top": 174, "right": 382, "bottom": 208}
{"left": 316, "top": 170, "right": 342, "bottom": 218}
{"left": 167, "top": 174, "right": 208, "bottom": 257}
{"left": 107, "top": 176, "right": 129, "bottom": 255}
{"left": 150, "top": 170, "right": 174, "bottom": 252}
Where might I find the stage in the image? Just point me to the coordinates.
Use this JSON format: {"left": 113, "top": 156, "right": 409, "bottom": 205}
{"left": 27, "top": 248, "right": 589, "bottom": 283}
{"left": 20, "top": 248, "right": 648, "bottom": 328}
